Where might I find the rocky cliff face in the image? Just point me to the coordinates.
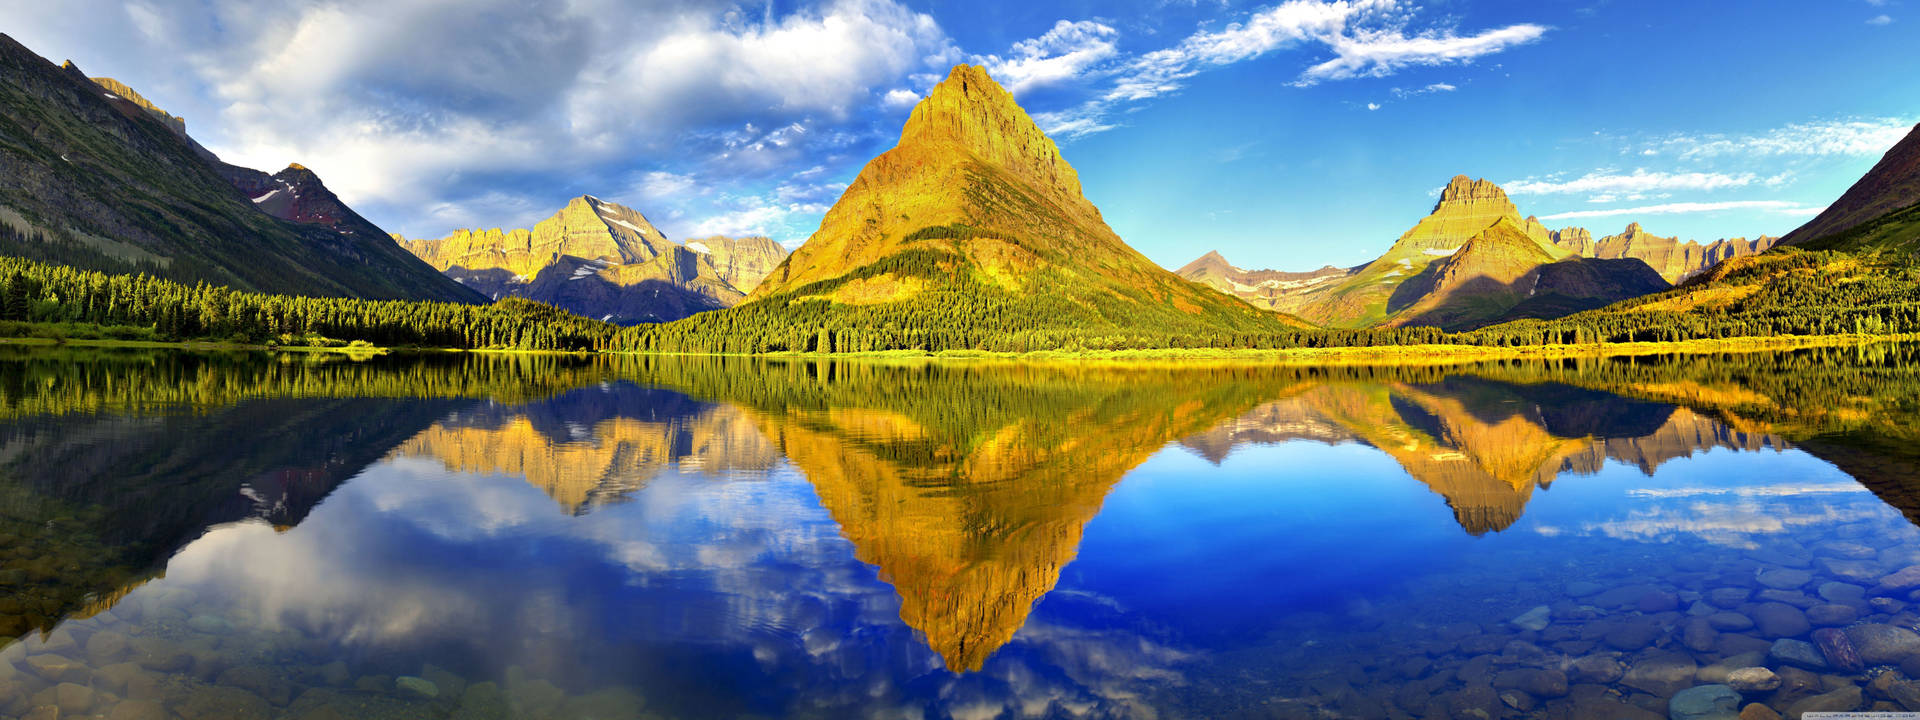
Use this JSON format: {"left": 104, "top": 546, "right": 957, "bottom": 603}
{"left": 396, "top": 196, "right": 788, "bottom": 323}
{"left": 1783, "top": 123, "right": 1920, "bottom": 247}
{"left": 86, "top": 75, "right": 187, "bottom": 137}
{"left": 1554, "top": 222, "right": 1779, "bottom": 283}
{"left": 0, "top": 35, "right": 480, "bottom": 302}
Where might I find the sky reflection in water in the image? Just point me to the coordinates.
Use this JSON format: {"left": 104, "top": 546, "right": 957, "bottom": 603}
{"left": 1, "top": 350, "right": 1916, "bottom": 719}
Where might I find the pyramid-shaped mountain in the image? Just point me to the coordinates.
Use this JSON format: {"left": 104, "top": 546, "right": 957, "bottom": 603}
{"left": 641, "top": 65, "right": 1303, "bottom": 353}
{"left": 0, "top": 34, "right": 478, "bottom": 302}
{"left": 1179, "top": 176, "right": 1671, "bottom": 330}
{"left": 397, "top": 196, "right": 789, "bottom": 323}
{"left": 1783, "top": 122, "right": 1920, "bottom": 251}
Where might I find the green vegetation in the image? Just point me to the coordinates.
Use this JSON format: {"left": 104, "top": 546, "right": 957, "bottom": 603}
{"left": 0, "top": 256, "right": 615, "bottom": 350}
{"left": 7, "top": 238, "right": 1920, "bottom": 357}
{"left": 1798, "top": 201, "right": 1920, "bottom": 254}
{"left": 1469, "top": 249, "right": 1920, "bottom": 345}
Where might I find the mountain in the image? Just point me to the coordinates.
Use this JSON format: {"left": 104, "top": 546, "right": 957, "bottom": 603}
{"left": 1384, "top": 217, "right": 1671, "bottom": 330}
{"left": 1551, "top": 222, "right": 1779, "bottom": 283}
{"left": 1244, "top": 176, "right": 1666, "bottom": 329}
{"left": 0, "top": 34, "right": 480, "bottom": 302}
{"left": 1783, "top": 122, "right": 1920, "bottom": 251}
{"left": 396, "top": 196, "right": 788, "bottom": 323}
{"left": 638, "top": 64, "right": 1304, "bottom": 354}
{"left": 1181, "top": 177, "right": 1803, "bottom": 328}
{"left": 1173, "top": 251, "right": 1351, "bottom": 313}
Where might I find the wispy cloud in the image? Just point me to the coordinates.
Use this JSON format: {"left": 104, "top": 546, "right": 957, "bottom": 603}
{"left": 1390, "top": 82, "right": 1457, "bottom": 98}
{"left": 1653, "top": 118, "right": 1914, "bottom": 158}
{"left": 1017, "top": 0, "right": 1545, "bottom": 137}
{"left": 1505, "top": 170, "right": 1782, "bottom": 197}
{"left": 1539, "top": 200, "right": 1824, "bottom": 221}
{"left": 1868, "top": 14, "right": 1894, "bottom": 25}
{"left": 1298, "top": 22, "right": 1546, "bottom": 84}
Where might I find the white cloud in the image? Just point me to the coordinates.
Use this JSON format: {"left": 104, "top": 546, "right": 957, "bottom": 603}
{"left": 1366, "top": 102, "right": 1381, "bottom": 111}
{"left": 14, "top": 0, "right": 957, "bottom": 239}
{"left": 1298, "top": 22, "right": 1546, "bottom": 84}
{"left": 1505, "top": 170, "right": 1765, "bottom": 196}
{"left": 1656, "top": 118, "right": 1915, "bottom": 158}
{"left": 637, "top": 171, "right": 696, "bottom": 198}
{"left": 881, "top": 88, "right": 921, "bottom": 109}
{"left": 1539, "top": 200, "right": 1825, "bottom": 221}
{"left": 1868, "top": 14, "right": 1894, "bottom": 25}
{"left": 1035, "top": 0, "right": 1544, "bottom": 137}
{"left": 977, "top": 20, "right": 1118, "bottom": 95}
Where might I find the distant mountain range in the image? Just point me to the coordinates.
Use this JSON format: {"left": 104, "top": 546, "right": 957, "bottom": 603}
{"left": 0, "top": 34, "right": 479, "bottom": 303}
{"left": 395, "top": 196, "right": 788, "bottom": 323}
{"left": 640, "top": 64, "right": 1306, "bottom": 353}
{"left": 1178, "top": 177, "right": 1778, "bottom": 330}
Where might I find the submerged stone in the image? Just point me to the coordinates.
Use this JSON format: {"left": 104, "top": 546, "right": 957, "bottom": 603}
{"left": 1844, "top": 623, "right": 1920, "bottom": 665}
{"left": 1511, "top": 605, "right": 1550, "bottom": 631}
{"left": 1769, "top": 638, "right": 1829, "bottom": 670}
{"left": 1725, "top": 667, "right": 1780, "bottom": 693}
{"left": 1669, "top": 684, "right": 1740, "bottom": 720}
{"left": 396, "top": 675, "right": 439, "bottom": 698}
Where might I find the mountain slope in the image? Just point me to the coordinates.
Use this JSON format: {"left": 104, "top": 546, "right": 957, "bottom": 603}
{"left": 0, "top": 34, "right": 480, "bottom": 302}
{"left": 633, "top": 65, "right": 1303, "bottom": 353}
{"left": 1383, "top": 217, "right": 1669, "bottom": 330}
{"left": 1185, "top": 177, "right": 1730, "bottom": 329}
{"left": 397, "top": 196, "right": 788, "bottom": 323}
{"left": 1783, "top": 122, "right": 1920, "bottom": 249}
{"left": 1174, "top": 251, "right": 1353, "bottom": 313}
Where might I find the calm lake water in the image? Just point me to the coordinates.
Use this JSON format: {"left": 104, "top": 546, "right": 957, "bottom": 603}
{"left": 4, "top": 346, "right": 1920, "bottom": 719}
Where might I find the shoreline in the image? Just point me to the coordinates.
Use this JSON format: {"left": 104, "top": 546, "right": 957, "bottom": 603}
{"left": 2, "top": 333, "right": 1909, "bottom": 364}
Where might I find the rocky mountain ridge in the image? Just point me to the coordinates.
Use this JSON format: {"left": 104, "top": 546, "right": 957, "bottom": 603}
{"left": 1178, "top": 176, "right": 1787, "bottom": 329}
{"left": 396, "top": 195, "right": 789, "bottom": 323}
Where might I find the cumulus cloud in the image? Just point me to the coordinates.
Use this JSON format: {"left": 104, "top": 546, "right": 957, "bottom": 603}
{"left": 1539, "top": 200, "right": 1825, "bottom": 221}
{"left": 8, "top": 0, "right": 956, "bottom": 243}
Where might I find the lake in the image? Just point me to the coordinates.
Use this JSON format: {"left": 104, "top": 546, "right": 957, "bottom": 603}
{"left": 3, "top": 345, "right": 1920, "bottom": 719}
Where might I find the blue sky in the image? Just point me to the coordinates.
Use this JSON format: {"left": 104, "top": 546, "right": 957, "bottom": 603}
{"left": 7, "top": 0, "right": 1916, "bottom": 270}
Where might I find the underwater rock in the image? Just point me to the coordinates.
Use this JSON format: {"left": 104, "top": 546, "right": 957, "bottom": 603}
{"left": 1751, "top": 603, "right": 1810, "bottom": 638}
{"left": 1725, "top": 667, "right": 1780, "bottom": 693}
{"left": 1492, "top": 668, "right": 1569, "bottom": 698}
{"left": 1769, "top": 638, "right": 1830, "bottom": 671}
{"left": 1873, "top": 566, "right": 1920, "bottom": 596}
{"left": 1669, "top": 684, "right": 1740, "bottom": 720}
{"left": 1682, "top": 617, "right": 1720, "bottom": 652}
{"left": 1757, "top": 569, "right": 1812, "bottom": 590}
{"left": 1844, "top": 623, "right": 1920, "bottom": 665}
{"left": 1624, "top": 652, "right": 1698, "bottom": 697}
{"left": 1806, "top": 604, "right": 1859, "bottom": 626}
{"left": 1570, "top": 655, "right": 1627, "bottom": 684}
{"left": 1707, "top": 612, "right": 1755, "bottom": 631}
{"left": 1736, "top": 703, "right": 1781, "bottom": 720}
{"left": 1512, "top": 605, "right": 1551, "bottom": 631}
{"left": 1708, "top": 588, "right": 1752, "bottom": 609}
{"left": 1785, "top": 686, "right": 1862, "bottom": 716}
{"left": 1813, "top": 628, "right": 1866, "bottom": 672}
{"left": 396, "top": 675, "right": 439, "bottom": 698}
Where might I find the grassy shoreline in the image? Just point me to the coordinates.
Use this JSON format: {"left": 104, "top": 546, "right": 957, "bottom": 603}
{"left": 4, "top": 332, "right": 1910, "bottom": 364}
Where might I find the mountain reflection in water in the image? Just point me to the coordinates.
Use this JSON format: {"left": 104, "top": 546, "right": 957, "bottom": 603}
{"left": 1, "top": 345, "right": 1919, "bottom": 718}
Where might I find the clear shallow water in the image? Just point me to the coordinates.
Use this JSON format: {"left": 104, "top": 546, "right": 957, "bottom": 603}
{"left": 3, "top": 348, "right": 1920, "bottom": 718}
